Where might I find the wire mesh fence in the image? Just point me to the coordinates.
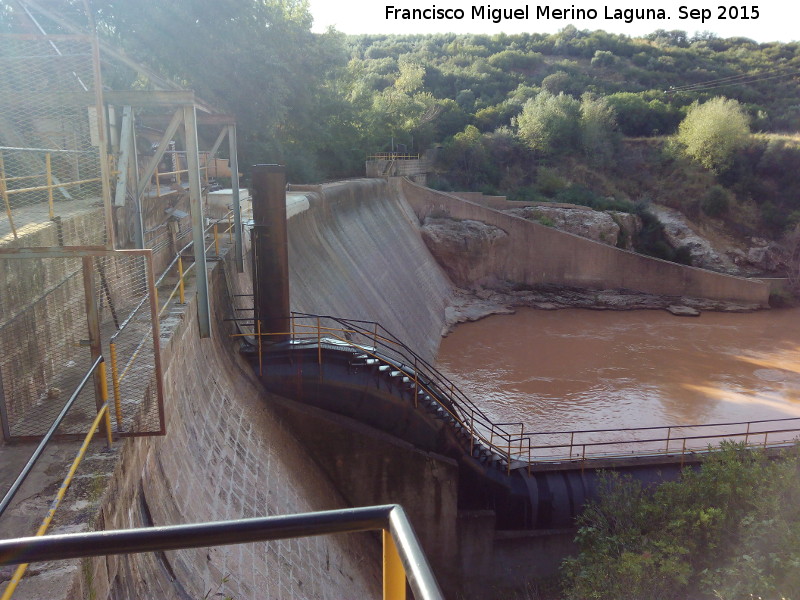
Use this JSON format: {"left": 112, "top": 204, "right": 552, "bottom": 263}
{"left": 0, "top": 250, "right": 163, "bottom": 441}
{"left": 0, "top": 34, "right": 108, "bottom": 247}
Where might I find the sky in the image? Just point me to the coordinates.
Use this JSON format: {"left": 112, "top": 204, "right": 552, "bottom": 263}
{"left": 308, "top": 0, "right": 800, "bottom": 44}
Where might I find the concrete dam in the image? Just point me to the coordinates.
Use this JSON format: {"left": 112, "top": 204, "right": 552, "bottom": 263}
{"left": 2, "top": 176, "right": 774, "bottom": 599}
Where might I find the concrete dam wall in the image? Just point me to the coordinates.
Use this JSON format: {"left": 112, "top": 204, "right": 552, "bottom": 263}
{"left": 286, "top": 179, "right": 453, "bottom": 362}
{"left": 32, "top": 177, "right": 772, "bottom": 598}
{"left": 73, "top": 178, "right": 454, "bottom": 599}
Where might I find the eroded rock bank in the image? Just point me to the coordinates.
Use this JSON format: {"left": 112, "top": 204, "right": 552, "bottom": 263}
{"left": 444, "top": 284, "right": 762, "bottom": 334}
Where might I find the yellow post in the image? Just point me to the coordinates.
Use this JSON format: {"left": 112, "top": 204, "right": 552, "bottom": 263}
{"left": 46, "top": 152, "right": 55, "bottom": 220}
{"left": 214, "top": 223, "right": 219, "bottom": 256}
{"left": 109, "top": 343, "right": 123, "bottom": 434}
{"left": 0, "top": 153, "right": 17, "bottom": 240}
{"left": 383, "top": 529, "right": 406, "bottom": 600}
{"left": 177, "top": 256, "right": 186, "bottom": 304}
{"left": 98, "top": 361, "right": 113, "bottom": 448}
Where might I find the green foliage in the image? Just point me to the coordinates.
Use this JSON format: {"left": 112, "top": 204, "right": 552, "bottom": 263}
{"left": 591, "top": 50, "right": 617, "bottom": 68}
{"left": 580, "top": 94, "right": 618, "bottom": 164}
{"left": 534, "top": 167, "right": 568, "bottom": 196}
{"left": 606, "top": 93, "right": 682, "bottom": 136}
{"left": 701, "top": 185, "right": 731, "bottom": 217}
{"left": 515, "top": 92, "right": 581, "bottom": 155}
{"left": 563, "top": 444, "right": 800, "bottom": 600}
{"left": 675, "top": 97, "right": 751, "bottom": 173}
{"left": 91, "top": 0, "right": 347, "bottom": 181}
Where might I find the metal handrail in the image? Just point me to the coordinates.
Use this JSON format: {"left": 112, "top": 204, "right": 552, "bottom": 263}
{"left": 0, "top": 504, "right": 444, "bottom": 600}
{"left": 0, "top": 356, "right": 106, "bottom": 518}
{"left": 251, "top": 312, "right": 800, "bottom": 468}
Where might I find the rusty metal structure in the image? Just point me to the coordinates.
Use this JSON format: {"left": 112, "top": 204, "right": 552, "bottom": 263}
{"left": 0, "top": 0, "right": 248, "bottom": 446}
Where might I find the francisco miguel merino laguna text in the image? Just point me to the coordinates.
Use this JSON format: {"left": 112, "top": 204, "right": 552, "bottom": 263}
{"left": 385, "top": 5, "right": 760, "bottom": 24}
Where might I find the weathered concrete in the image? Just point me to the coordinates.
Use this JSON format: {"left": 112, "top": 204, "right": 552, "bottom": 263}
{"left": 400, "top": 178, "right": 770, "bottom": 306}
{"left": 91, "top": 261, "right": 382, "bottom": 600}
{"left": 287, "top": 179, "right": 453, "bottom": 362}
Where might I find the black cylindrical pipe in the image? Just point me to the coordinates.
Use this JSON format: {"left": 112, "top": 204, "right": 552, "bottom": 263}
{"left": 251, "top": 164, "right": 290, "bottom": 343}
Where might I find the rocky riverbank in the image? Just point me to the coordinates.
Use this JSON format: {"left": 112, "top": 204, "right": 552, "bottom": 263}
{"left": 444, "top": 283, "right": 764, "bottom": 334}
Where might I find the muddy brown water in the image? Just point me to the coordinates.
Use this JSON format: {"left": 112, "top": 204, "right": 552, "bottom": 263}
{"left": 436, "top": 308, "right": 800, "bottom": 447}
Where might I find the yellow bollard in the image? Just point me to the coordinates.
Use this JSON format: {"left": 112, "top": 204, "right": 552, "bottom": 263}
{"left": 214, "top": 223, "right": 220, "bottom": 256}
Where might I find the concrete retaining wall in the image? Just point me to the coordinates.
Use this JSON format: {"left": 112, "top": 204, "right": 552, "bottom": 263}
{"left": 400, "top": 179, "right": 770, "bottom": 305}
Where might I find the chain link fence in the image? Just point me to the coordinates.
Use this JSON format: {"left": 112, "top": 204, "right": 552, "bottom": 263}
{"left": 0, "top": 250, "right": 163, "bottom": 441}
{"left": 0, "top": 34, "right": 108, "bottom": 247}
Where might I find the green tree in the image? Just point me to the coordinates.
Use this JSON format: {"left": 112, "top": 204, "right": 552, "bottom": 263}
{"left": 675, "top": 97, "right": 750, "bottom": 172}
{"left": 90, "top": 0, "right": 347, "bottom": 180}
{"left": 580, "top": 93, "right": 617, "bottom": 163}
{"left": 514, "top": 91, "right": 581, "bottom": 154}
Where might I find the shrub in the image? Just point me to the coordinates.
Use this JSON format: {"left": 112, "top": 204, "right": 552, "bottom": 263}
{"left": 701, "top": 185, "right": 730, "bottom": 217}
{"left": 675, "top": 97, "right": 750, "bottom": 173}
{"left": 562, "top": 444, "right": 800, "bottom": 600}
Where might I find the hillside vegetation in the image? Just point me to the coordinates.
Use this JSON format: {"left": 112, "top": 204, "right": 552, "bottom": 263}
{"left": 5, "top": 3, "right": 800, "bottom": 242}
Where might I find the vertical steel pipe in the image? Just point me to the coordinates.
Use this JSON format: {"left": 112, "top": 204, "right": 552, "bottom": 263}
{"left": 251, "top": 164, "right": 290, "bottom": 344}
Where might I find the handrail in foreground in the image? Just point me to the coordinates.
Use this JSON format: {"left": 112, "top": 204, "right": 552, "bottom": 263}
{"left": 0, "top": 504, "right": 444, "bottom": 600}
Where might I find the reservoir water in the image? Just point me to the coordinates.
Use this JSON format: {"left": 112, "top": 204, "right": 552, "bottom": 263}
{"left": 436, "top": 307, "right": 800, "bottom": 453}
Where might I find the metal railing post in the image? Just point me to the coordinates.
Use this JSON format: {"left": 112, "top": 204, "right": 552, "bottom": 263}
{"left": 383, "top": 529, "right": 406, "bottom": 600}
{"left": 98, "top": 361, "right": 113, "bottom": 448}
{"left": 109, "top": 342, "right": 123, "bottom": 432}
{"left": 177, "top": 255, "right": 186, "bottom": 304}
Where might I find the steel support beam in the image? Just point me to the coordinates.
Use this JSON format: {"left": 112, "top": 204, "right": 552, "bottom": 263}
{"left": 228, "top": 125, "right": 244, "bottom": 272}
{"left": 135, "top": 108, "right": 183, "bottom": 205}
{"left": 183, "top": 104, "right": 211, "bottom": 338}
{"left": 113, "top": 106, "right": 133, "bottom": 208}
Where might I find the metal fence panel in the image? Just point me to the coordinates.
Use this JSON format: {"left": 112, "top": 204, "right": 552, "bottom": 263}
{"left": 0, "top": 35, "right": 108, "bottom": 247}
{"left": 0, "top": 249, "right": 163, "bottom": 440}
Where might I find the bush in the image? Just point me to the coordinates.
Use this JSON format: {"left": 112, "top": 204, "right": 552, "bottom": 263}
{"left": 701, "top": 185, "right": 730, "bottom": 217}
{"left": 675, "top": 97, "right": 750, "bottom": 173}
{"left": 562, "top": 444, "right": 800, "bottom": 600}
{"left": 590, "top": 50, "right": 616, "bottom": 68}
{"left": 534, "top": 167, "right": 567, "bottom": 196}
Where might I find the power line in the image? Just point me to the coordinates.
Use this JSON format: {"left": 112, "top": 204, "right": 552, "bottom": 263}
{"left": 666, "top": 67, "right": 800, "bottom": 94}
